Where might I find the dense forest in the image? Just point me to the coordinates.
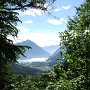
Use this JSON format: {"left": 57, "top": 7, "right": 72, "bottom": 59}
{"left": 0, "top": 0, "right": 90, "bottom": 90}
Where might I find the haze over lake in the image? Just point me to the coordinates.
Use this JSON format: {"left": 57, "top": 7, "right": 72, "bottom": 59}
{"left": 18, "top": 58, "right": 48, "bottom": 63}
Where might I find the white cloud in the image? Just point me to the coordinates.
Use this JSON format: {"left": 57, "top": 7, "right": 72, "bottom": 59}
{"left": 24, "top": 20, "right": 33, "bottom": 24}
{"left": 18, "top": 9, "right": 44, "bottom": 16}
{"left": 54, "top": 5, "right": 71, "bottom": 12}
{"left": 11, "top": 31, "right": 60, "bottom": 47}
{"left": 48, "top": 30, "right": 52, "bottom": 32}
{"left": 61, "top": 5, "right": 71, "bottom": 10}
{"left": 60, "top": 18, "right": 67, "bottom": 23}
{"left": 8, "top": 26, "right": 60, "bottom": 46}
{"left": 47, "top": 19, "right": 62, "bottom": 26}
{"left": 47, "top": 18, "right": 67, "bottom": 26}
{"left": 17, "top": 26, "right": 30, "bottom": 33}
{"left": 64, "top": 19, "right": 67, "bottom": 23}
{"left": 54, "top": 8, "right": 62, "bottom": 12}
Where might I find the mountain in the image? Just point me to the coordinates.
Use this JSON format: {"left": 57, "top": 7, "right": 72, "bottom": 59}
{"left": 12, "top": 63, "right": 49, "bottom": 75}
{"left": 43, "top": 45, "right": 60, "bottom": 55}
{"left": 17, "top": 40, "right": 50, "bottom": 59}
{"left": 48, "top": 47, "right": 64, "bottom": 65}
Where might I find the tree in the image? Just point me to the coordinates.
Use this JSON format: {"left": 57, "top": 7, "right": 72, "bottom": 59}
{"left": 46, "top": 0, "right": 90, "bottom": 90}
{"left": 0, "top": 0, "right": 55, "bottom": 89}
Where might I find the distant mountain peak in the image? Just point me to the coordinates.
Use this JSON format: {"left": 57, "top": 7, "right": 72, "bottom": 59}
{"left": 43, "top": 45, "right": 60, "bottom": 55}
{"left": 17, "top": 40, "right": 50, "bottom": 59}
{"left": 22, "top": 40, "right": 35, "bottom": 44}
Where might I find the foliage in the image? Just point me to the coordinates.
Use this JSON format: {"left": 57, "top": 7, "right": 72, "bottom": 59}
{"left": 45, "top": 0, "right": 90, "bottom": 90}
{"left": 1, "top": 0, "right": 90, "bottom": 90}
{"left": 11, "top": 75, "right": 39, "bottom": 90}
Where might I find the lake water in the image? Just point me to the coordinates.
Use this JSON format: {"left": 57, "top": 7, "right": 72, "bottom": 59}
{"left": 18, "top": 58, "right": 48, "bottom": 63}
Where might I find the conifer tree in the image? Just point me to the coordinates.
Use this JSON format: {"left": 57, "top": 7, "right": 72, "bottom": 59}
{"left": 0, "top": 0, "right": 55, "bottom": 89}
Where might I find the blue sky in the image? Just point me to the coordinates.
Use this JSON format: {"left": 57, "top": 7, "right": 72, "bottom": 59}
{"left": 14, "top": 0, "right": 85, "bottom": 47}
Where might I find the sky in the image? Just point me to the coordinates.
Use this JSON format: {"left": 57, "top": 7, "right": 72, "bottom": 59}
{"left": 13, "top": 0, "right": 85, "bottom": 47}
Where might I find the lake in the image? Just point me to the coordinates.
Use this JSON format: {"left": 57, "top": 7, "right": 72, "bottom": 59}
{"left": 18, "top": 58, "right": 48, "bottom": 63}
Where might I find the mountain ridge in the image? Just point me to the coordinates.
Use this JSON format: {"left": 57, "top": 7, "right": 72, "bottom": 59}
{"left": 17, "top": 40, "right": 50, "bottom": 59}
{"left": 43, "top": 45, "right": 60, "bottom": 55}
{"left": 48, "top": 47, "right": 64, "bottom": 65}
